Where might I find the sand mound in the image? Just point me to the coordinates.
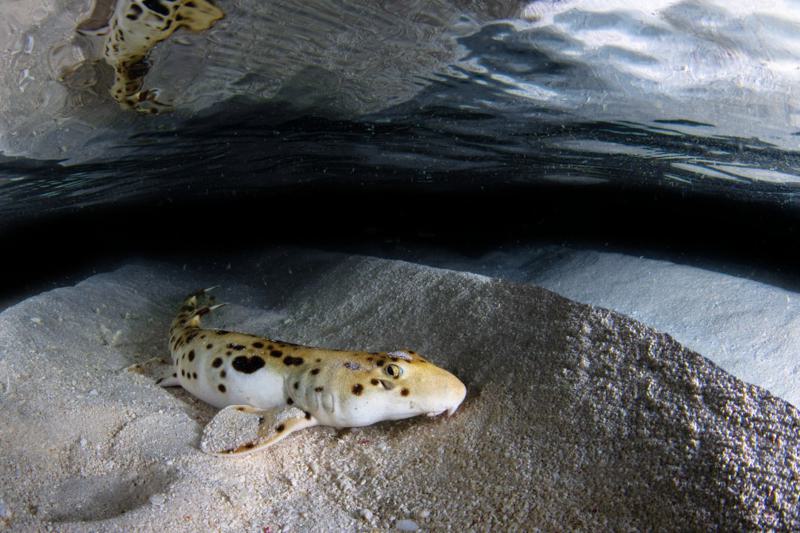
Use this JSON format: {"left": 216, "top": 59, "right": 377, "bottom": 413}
{"left": 0, "top": 249, "right": 797, "bottom": 530}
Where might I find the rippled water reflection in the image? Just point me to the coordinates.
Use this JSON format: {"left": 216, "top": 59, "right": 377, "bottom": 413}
{"left": 2, "top": 1, "right": 800, "bottom": 218}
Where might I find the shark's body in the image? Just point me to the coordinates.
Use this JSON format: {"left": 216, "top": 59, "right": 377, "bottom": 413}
{"left": 149, "top": 289, "right": 466, "bottom": 456}
{"left": 77, "top": 0, "right": 224, "bottom": 113}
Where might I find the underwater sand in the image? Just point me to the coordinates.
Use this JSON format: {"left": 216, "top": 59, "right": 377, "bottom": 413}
{"left": 401, "top": 245, "right": 800, "bottom": 407}
{"left": 0, "top": 248, "right": 798, "bottom": 530}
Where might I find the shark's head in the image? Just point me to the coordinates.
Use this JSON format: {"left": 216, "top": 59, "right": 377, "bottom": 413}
{"left": 309, "top": 349, "right": 467, "bottom": 428}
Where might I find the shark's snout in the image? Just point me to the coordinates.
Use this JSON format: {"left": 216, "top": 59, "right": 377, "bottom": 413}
{"left": 424, "top": 370, "right": 466, "bottom": 418}
{"left": 445, "top": 377, "right": 467, "bottom": 416}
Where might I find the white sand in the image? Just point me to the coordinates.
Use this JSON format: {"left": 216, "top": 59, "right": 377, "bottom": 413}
{"left": 0, "top": 248, "right": 798, "bottom": 530}
{"left": 393, "top": 245, "right": 800, "bottom": 407}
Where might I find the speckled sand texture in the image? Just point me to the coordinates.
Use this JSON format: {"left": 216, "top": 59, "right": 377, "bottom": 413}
{"left": 0, "top": 249, "right": 798, "bottom": 530}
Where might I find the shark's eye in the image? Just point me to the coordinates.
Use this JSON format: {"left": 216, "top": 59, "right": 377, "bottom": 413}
{"left": 385, "top": 364, "right": 403, "bottom": 378}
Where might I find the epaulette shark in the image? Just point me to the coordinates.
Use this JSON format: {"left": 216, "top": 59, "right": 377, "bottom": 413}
{"left": 132, "top": 288, "right": 467, "bottom": 456}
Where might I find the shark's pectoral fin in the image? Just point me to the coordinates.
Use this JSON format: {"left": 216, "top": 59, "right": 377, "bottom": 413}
{"left": 200, "top": 404, "right": 318, "bottom": 457}
{"left": 125, "top": 357, "right": 179, "bottom": 387}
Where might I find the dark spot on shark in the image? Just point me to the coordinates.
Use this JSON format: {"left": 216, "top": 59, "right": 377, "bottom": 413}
{"left": 352, "top": 384, "right": 364, "bottom": 396}
{"left": 283, "top": 356, "right": 304, "bottom": 366}
{"left": 232, "top": 355, "right": 265, "bottom": 374}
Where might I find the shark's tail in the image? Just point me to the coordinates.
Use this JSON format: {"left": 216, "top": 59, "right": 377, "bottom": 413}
{"left": 168, "top": 287, "right": 226, "bottom": 352}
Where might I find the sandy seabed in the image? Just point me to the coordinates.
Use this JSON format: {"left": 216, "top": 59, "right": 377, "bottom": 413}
{"left": 0, "top": 248, "right": 798, "bottom": 531}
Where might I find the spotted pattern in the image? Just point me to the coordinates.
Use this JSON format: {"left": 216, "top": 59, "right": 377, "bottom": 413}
{"left": 76, "top": 0, "right": 225, "bottom": 113}
{"left": 164, "top": 289, "right": 467, "bottom": 455}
